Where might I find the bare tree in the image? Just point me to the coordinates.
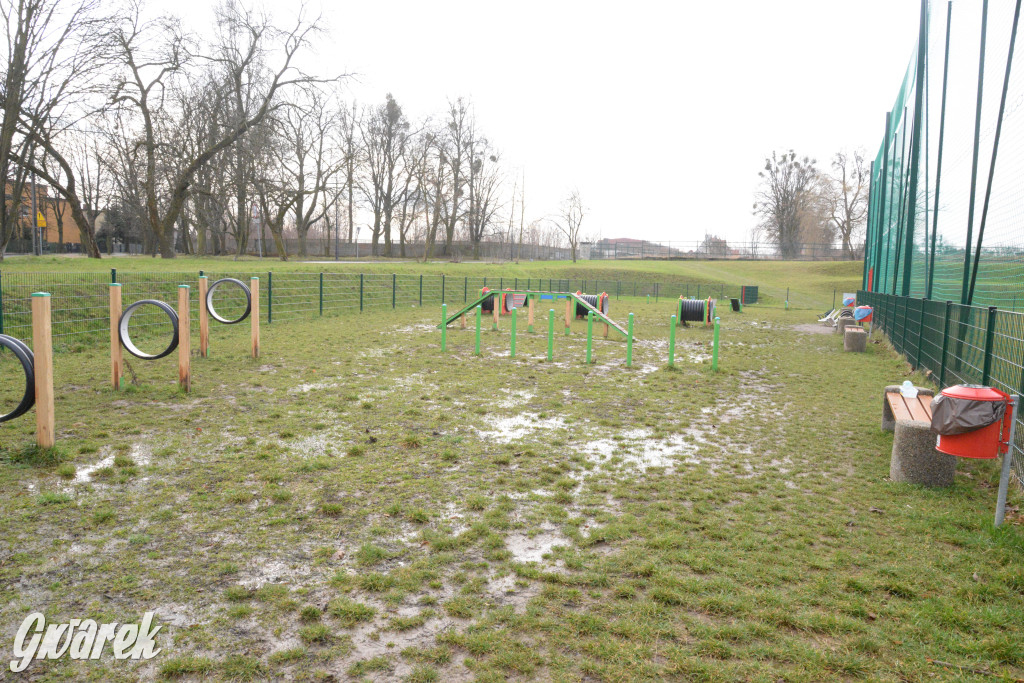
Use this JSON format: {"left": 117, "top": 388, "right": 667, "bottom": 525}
{"left": 554, "top": 189, "right": 585, "bottom": 262}
{"left": 753, "top": 150, "right": 819, "bottom": 259}
{"left": 440, "top": 98, "right": 470, "bottom": 255}
{"left": 823, "top": 149, "right": 869, "bottom": 259}
{"left": 359, "top": 94, "right": 410, "bottom": 256}
{"left": 464, "top": 131, "right": 502, "bottom": 259}
{"left": 1, "top": 0, "right": 110, "bottom": 258}
{"left": 108, "top": 2, "right": 327, "bottom": 258}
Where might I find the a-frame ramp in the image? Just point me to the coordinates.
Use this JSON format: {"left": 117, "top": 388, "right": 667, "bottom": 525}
{"left": 568, "top": 293, "right": 629, "bottom": 339}
{"left": 440, "top": 291, "right": 495, "bottom": 327}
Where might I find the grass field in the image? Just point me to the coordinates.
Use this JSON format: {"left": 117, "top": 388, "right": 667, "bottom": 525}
{"left": 0, "top": 280, "right": 1021, "bottom": 681}
{"left": 0, "top": 253, "right": 864, "bottom": 293}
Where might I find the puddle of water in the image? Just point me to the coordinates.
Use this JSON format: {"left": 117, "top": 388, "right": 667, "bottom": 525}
{"left": 505, "top": 524, "right": 569, "bottom": 564}
{"left": 577, "top": 427, "right": 714, "bottom": 473}
{"left": 73, "top": 444, "right": 152, "bottom": 484}
{"left": 289, "top": 381, "right": 337, "bottom": 393}
{"left": 238, "top": 559, "right": 312, "bottom": 589}
{"left": 497, "top": 389, "right": 535, "bottom": 408}
{"left": 475, "top": 413, "right": 567, "bottom": 443}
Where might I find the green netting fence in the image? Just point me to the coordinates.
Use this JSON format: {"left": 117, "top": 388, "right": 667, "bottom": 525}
{"left": 864, "top": 0, "right": 1024, "bottom": 310}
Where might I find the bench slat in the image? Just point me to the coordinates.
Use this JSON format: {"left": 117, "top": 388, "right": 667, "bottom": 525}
{"left": 886, "top": 391, "right": 934, "bottom": 424}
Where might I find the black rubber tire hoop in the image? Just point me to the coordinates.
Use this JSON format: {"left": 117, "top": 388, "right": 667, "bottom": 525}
{"left": 206, "top": 278, "right": 252, "bottom": 325}
{"left": 0, "top": 334, "right": 35, "bottom": 423}
{"left": 119, "top": 299, "right": 180, "bottom": 360}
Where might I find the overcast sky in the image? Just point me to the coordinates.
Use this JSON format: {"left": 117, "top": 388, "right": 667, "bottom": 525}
{"left": 172, "top": 0, "right": 924, "bottom": 244}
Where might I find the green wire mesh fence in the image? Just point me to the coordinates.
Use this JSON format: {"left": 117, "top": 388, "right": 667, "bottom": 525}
{"left": 864, "top": 0, "right": 1024, "bottom": 311}
{"left": 0, "top": 270, "right": 768, "bottom": 348}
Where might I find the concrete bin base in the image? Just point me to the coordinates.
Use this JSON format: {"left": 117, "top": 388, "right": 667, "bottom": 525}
{"left": 844, "top": 327, "right": 868, "bottom": 352}
{"left": 836, "top": 317, "right": 860, "bottom": 335}
{"left": 890, "top": 419, "right": 956, "bottom": 487}
{"left": 882, "top": 385, "right": 936, "bottom": 431}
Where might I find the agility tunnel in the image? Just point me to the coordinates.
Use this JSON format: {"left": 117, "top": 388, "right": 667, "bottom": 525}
{"left": 574, "top": 292, "right": 609, "bottom": 318}
{"left": 677, "top": 297, "right": 716, "bottom": 327}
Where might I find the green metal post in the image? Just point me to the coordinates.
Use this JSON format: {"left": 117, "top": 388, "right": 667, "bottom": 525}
{"left": 712, "top": 317, "right": 721, "bottom": 372}
{"left": 510, "top": 307, "right": 517, "bottom": 358}
{"left": 319, "top": 272, "right": 324, "bottom": 315}
{"left": 442, "top": 275, "right": 446, "bottom": 304}
{"left": 962, "top": 0, "right": 990, "bottom": 305}
{"left": 111, "top": 268, "right": 116, "bottom": 284}
{"left": 626, "top": 313, "right": 634, "bottom": 367}
{"left": 900, "top": 0, "right": 929, "bottom": 296}
{"left": 914, "top": 299, "right": 926, "bottom": 369}
{"left": 927, "top": 1, "right": 954, "bottom": 300}
{"left": 547, "top": 309, "right": 554, "bottom": 361}
{"left": 940, "top": 301, "right": 951, "bottom": 386}
{"left": 441, "top": 304, "right": 447, "bottom": 352}
{"left": 668, "top": 314, "right": 676, "bottom": 367}
{"left": 586, "top": 311, "right": 594, "bottom": 364}
{"left": 392, "top": 274, "right": 396, "bottom": 309}
{"left": 419, "top": 274, "right": 423, "bottom": 307}
{"left": 268, "top": 271, "right": 273, "bottom": 324}
{"left": 982, "top": 306, "right": 997, "bottom": 386}
{"left": 359, "top": 274, "right": 364, "bottom": 312}
{"left": 475, "top": 305, "right": 482, "bottom": 356}
{"left": 875, "top": 112, "right": 891, "bottom": 292}
{"left": 968, "top": 0, "right": 1022, "bottom": 306}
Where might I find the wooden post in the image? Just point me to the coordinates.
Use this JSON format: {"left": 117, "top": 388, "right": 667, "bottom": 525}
{"left": 565, "top": 297, "right": 572, "bottom": 335}
{"left": 461, "top": 313, "right": 467, "bottom": 329}
{"left": 198, "top": 276, "right": 209, "bottom": 358}
{"left": 603, "top": 321, "right": 609, "bottom": 338}
{"left": 32, "top": 293, "right": 54, "bottom": 448}
{"left": 109, "top": 284, "right": 122, "bottom": 390}
{"left": 177, "top": 285, "right": 191, "bottom": 392}
{"left": 250, "top": 277, "right": 260, "bottom": 358}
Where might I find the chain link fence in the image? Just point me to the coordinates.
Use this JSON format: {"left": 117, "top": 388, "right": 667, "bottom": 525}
{"left": 859, "top": 290, "right": 1023, "bottom": 489}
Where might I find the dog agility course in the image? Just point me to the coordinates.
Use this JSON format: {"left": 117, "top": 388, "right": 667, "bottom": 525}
{"left": 0, "top": 262, "right": 1022, "bottom": 682}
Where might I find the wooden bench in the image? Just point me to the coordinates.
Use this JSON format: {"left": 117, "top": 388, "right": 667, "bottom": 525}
{"left": 881, "top": 386, "right": 956, "bottom": 487}
{"left": 882, "top": 385, "right": 935, "bottom": 432}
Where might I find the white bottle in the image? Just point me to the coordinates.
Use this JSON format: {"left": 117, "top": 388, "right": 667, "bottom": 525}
{"left": 900, "top": 380, "right": 918, "bottom": 399}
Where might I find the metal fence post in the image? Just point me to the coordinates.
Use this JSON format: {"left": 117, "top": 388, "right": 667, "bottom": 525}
{"left": 360, "top": 274, "right": 364, "bottom": 312}
{"left": 111, "top": 268, "right": 117, "bottom": 284}
{"left": 268, "top": 271, "right": 273, "bottom": 324}
{"left": 940, "top": 301, "right": 952, "bottom": 386}
{"left": 392, "top": 274, "right": 396, "bottom": 309}
{"left": 419, "top": 274, "right": 423, "bottom": 307}
{"left": 442, "top": 275, "right": 445, "bottom": 305}
{"left": 319, "top": 272, "right": 324, "bottom": 316}
{"left": 982, "top": 306, "right": 998, "bottom": 386}
{"left": 914, "top": 299, "right": 926, "bottom": 369}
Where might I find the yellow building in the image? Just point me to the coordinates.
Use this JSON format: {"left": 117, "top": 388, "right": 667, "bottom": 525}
{"left": 5, "top": 182, "right": 84, "bottom": 248}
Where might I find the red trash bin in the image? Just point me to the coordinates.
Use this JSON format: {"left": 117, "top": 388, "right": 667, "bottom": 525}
{"left": 933, "top": 385, "right": 1013, "bottom": 459}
